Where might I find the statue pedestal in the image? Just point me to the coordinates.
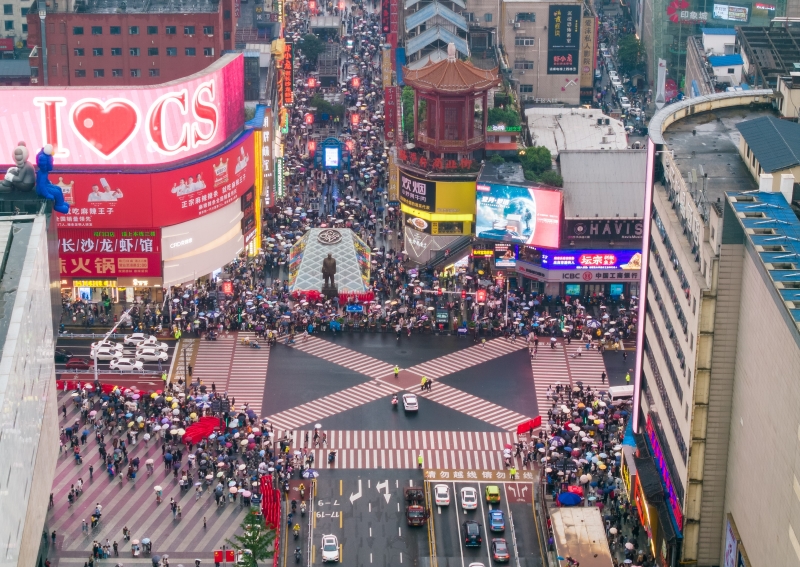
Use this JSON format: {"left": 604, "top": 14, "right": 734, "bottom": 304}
{"left": 321, "top": 284, "right": 339, "bottom": 300}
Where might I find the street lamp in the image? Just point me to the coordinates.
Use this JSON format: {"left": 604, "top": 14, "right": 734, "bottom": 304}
{"left": 39, "top": 7, "right": 48, "bottom": 86}
{"left": 93, "top": 304, "right": 136, "bottom": 387}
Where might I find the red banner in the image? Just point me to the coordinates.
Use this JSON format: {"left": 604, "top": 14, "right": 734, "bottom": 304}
{"left": 0, "top": 39, "right": 14, "bottom": 51}
{"left": 389, "top": 0, "right": 398, "bottom": 36}
{"left": 58, "top": 228, "right": 162, "bottom": 277}
{"left": 384, "top": 87, "right": 398, "bottom": 143}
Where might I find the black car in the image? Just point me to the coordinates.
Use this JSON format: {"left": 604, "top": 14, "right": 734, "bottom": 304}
{"left": 491, "top": 538, "right": 510, "bottom": 562}
{"left": 462, "top": 520, "right": 482, "bottom": 548}
{"left": 55, "top": 348, "right": 73, "bottom": 363}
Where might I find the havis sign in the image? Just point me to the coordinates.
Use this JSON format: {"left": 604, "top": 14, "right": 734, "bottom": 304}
{"left": 0, "top": 55, "right": 244, "bottom": 168}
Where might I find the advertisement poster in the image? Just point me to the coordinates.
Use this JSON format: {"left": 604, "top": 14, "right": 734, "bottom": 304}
{"left": 723, "top": 518, "right": 738, "bottom": 567}
{"left": 287, "top": 233, "right": 308, "bottom": 288}
{"left": 547, "top": 5, "right": 581, "bottom": 74}
{"left": 540, "top": 249, "right": 642, "bottom": 270}
{"left": 384, "top": 86, "right": 398, "bottom": 142}
{"left": 406, "top": 216, "right": 431, "bottom": 234}
{"left": 0, "top": 55, "right": 244, "bottom": 167}
{"left": 262, "top": 108, "right": 275, "bottom": 208}
{"left": 494, "top": 243, "right": 518, "bottom": 268}
{"left": 400, "top": 170, "right": 436, "bottom": 212}
{"left": 353, "top": 234, "right": 371, "bottom": 288}
{"left": 475, "top": 182, "right": 562, "bottom": 248}
{"left": 713, "top": 3, "right": 750, "bottom": 21}
{"left": 564, "top": 218, "right": 644, "bottom": 241}
{"left": 58, "top": 228, "right": 162, "bottom": 277}
{"left": 282, "top": 43, "right": 294, "bottom": 106}
{"left": 387, "top": 149, "right": 399, "bottom": 203}
{"left": 580, "top": 16, "right": 596, "bottom": 88}
{"left": 55, "top": 131, "right": 255, "bottom": 229}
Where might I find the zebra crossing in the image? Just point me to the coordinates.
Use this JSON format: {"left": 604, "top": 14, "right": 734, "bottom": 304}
{"left": 417, "top": 381, "right": 533, "bottom": 431}
{"left": 405, "top": 338, "right": 526, "bottom": 379}
{"left": 531, "top": 341, "right": 570, "bottom": 421}
{"left": 191, "top": 333, "right": 235, "bottom": 392}
{"left": 226, "top": 332, "right": 271, "bottom": 414}
{"left": 288, "top": 336, "right": 396, "bottom": 378}
{"left": 264, "top": 380, "right": 398, "bottom": 430}
{"left": 565, "top": 346, "right": 609, "bottom": 393}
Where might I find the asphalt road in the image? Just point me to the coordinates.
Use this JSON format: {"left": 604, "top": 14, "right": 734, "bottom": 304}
{"left": 429, "top": 481, "right": 544, "bottom": 567}
{"left": 310, "top": 469, "right": 431, "bottom": 567}
{"left": 56, "top": 336, "right": 176, "bottom": 376}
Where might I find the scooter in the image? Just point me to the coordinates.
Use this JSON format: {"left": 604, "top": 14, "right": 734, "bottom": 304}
{"left": 391, "top": 394, "right": 398, "bottom": 409}
{"left": 294, "top": 548, "right": 302, "bottom": 563}
{"left": 300, "top": 501, "right": 307, "bottom": 516}
{"left": 328, "top": 451, "right": 336, "bottom": 464}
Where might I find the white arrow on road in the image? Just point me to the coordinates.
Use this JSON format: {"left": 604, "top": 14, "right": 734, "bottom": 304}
{"left": 375, "top": 480, "right": 391, "bottom": 504}
{"left": 349, "top": 479, "right": 363, "bottom": 504}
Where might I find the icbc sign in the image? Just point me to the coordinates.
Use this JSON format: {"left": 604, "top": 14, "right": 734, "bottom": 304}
{"left": 0, "top": 55, "right": 244, "bottom": 167}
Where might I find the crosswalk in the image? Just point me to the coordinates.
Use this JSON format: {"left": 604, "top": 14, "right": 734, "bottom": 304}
{"left": 417, "top": 381, "right": 533, "bottom": 431}
{"left": 530, "top": 341, "right": 570, "bottom": 421}
{"left": 192, "top": 333, "right": 235, "bottom": 392}
{"left": 226, "top": 332, "right": 271, "bottom": 414}
{"left": 565, "top": 347, "right": 609, "bottom": 393}
{"left": 275, "top": 429, "right": 535, "bottom": 470}
{"left": 288, "top": 336, "right": 396, "bottom": 378}
{"left": 264, "top": 380, "right": 398, "bottom": 430}
{"left": 405, "top": 338, "right": 525, "bottom": 379}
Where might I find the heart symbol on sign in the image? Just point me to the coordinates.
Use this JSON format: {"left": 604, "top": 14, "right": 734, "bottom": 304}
{"left": 70, "top": 99, "right": 141, "bottom": 159}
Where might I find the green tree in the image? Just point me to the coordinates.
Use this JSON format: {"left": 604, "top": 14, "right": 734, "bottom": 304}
{"left": 538, "top": 170, "right": 564, "bottom": 187}
{"left": 519, "top": 146, "right": 552, "bottom": 176}
{"left": 226, "top": 511, "right": 276, "bottom": 567}
{"left": 617, "top": 34, "right": 644, "bottom": 72}
{"left": 487, "top": 107, "right": 520, "bottom": 128}
{"left": 299, "top": 33, "right": 325, "bottom": 65}
{"left": 309, "top": 94, "right": 344, "bottom": 119}
{"left": 401, "top": 86, "right": 415, "bottom": 137}
{"left": 489, "top": 154, "right": 505, "bottom": 165}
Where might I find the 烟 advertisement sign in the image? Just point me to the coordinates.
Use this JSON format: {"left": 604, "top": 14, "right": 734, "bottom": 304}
{"left": 0, "top": 55, "right": 244, "bottom": 167}
{"left": 58, "top": 228, "right": 162, "bottom": 277}
{"left": 547, "top": 5, "right": 581, "bottom": 74}
{"left": 400, "top": 171, "right": 436, "bottom": 212}
{"left": 475, "top": 182, "right": 562, "bottom": 248}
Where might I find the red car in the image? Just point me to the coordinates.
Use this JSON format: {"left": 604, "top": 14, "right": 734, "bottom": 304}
{"left": 65, "top": 358, "right": 94, "bottom": 370}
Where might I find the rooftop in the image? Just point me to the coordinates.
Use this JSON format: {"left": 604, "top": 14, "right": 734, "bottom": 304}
{"left": 403, "top": 46, "right": 499, "bottom": 94}
{"left": 45, "top": 0, "right": 219, "bottom": 15}
{"left": 560, "top": 150, "right": 646, "bottom": 219}
{"left": 0, "top": 60, "right": 30, "bottom": 78}
{"left": 738, "top": 25, "right": 800, "bottom": 87}
{"left": 702, "top": 27, "right": 737, "bottom": 35}
{"left": 736, "top": 115, "right": 800, "bottom": 173}
{"left": 525, "top": 108, "right": 627, "bottom": 157}
{"left": 708, "top": 54, "right": 743, "bottom": 67}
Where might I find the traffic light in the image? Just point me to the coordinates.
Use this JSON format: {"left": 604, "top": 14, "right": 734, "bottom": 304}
{"left": 476, "top": 289, "right": 487, "bottom": 303}
{"left": 461, "top": 290, "right": 466, "bottom": 299}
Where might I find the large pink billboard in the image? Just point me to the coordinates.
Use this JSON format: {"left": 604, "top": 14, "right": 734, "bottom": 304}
{"left": 0, "top": 54, "right": 244, "bottom": 168}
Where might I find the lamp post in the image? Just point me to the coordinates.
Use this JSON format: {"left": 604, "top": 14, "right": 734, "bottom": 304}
{"left": 39, "top": 7, "right": 48, "bottom": 86}
{"left": 93, "top": 305, "right": 136, "bottom": 386}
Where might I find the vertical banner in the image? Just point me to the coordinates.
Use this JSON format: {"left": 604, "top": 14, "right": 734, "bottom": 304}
{"left": 275, "top": 157, "right": 285, "bottom": 199}
{"left": 388, "top": 149, "right": 399, "bottom": 204}
{"left": 381, "top": 0, "right": 390, "bottom": 33}
{"left": 283, "top": 43, "right": 294, "bottom": 107}
{"left": 385, "top": 86, "right": 398, "bottom": 143}
{"left": 262, "top": 108, "right": 274, "bottom": 208}
{"left": 389, "top": 0, "right": 399, "bottom": 47}
{"left": 382, "top": 49, "right": 393, "bottom": 87}
{"left": 547, "top": 5, "right": 581, "bottom": 74}
{"left": 580, "top": 16, "right": 596, "bottom": 88}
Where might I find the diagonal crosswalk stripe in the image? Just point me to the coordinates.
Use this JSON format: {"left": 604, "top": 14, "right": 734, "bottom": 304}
{"left": 415, "top": 382, "right": 533, "bottom": 431}
{"left": 286, "top": 336, "right": 396, "bottom": 378}
{"left": 405, "top": 338, "right": 526, "bottom": 378}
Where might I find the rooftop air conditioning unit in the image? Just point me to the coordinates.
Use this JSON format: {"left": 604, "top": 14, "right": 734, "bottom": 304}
{"left": 514, "top": 22, "right": 521, "bottom": 28}
{"left": 602, "top": 136, "right": 608, "bottom": 143}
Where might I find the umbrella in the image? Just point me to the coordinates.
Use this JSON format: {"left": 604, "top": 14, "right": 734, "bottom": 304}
{"left": 557, "top": 492, "right": 581, "bottom": 506}
{"left": 625, "top": 542, "right": 635, "bottom": 550}
{"left": 609, "top": 527, "right": 618, "bottom": 535}
{"left": 302, "top": 469, "right": 319, "bottom": 479}
{"left": 154, "top": 486, "right": 162, "bottom": 492}
{"left": 229, "top": 487, "right": 238, "bottom": 494}
{"left": 141, "top": 538, "right": 151, "bottom": 545}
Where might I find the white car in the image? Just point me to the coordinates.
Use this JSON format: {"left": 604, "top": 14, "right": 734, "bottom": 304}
{"left": 619, "top": 96, "right": 632, "bottom": 110}
{"left": 402, "top": 393, "right": 419, "bottom": 412}
{"left": 90, "top": 340, "right": 123, "bottom": 352}
{"left": 109, "top": 357, "right": 144, "bottom": 372}
{"left": 321, "top": 534, "right": 339, "bottom": 562}
{"left": 611, "top": 79, "right": 622, "bottom": 90}
{"left": 136, "top": 337, "right": 169, "bottom": 352}
{"left": 608, "top": 71, "right": 619, "bottom": 81}
{"left": 135, "top": 348, "right": 169, "bottom": 362}
{"left": 461, "top": 487, "right": 478, "bottom": 510}
{"left": 434, "top": 484, "right": 451, "bottom": 506}
{"left": 123, "top": 333, "right": 155, "bottom": 346}
{"left": 91, "top": 346, "right": 124, "bottom": 360}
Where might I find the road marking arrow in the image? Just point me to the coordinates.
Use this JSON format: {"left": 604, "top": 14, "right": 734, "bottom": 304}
{"left": 376, "top": 479, "right": 391, "bottom": 503}
{"left": 349, "top": 479, "right": 362, "bottom": 504}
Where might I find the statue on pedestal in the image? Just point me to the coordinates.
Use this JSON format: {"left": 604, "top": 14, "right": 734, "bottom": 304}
{"left": 322, "top": 253, "right": 337, "bottom": 288}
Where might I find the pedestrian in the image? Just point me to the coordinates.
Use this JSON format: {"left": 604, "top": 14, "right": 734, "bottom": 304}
{"left": 394, "top": 365, "right": 399, "bottom": 378}
{"left": 420, "top": 376, "right": 427, "bottom": 391}
{"left": 510, "top": 467, "right": 517, "bottom": 480}
{"left": 601, "top": 371, "right": 606, "bottom": 384}
{"left": 426, "top": 378, "right": 433, "bottom": 392}
{"left": 417, "top": 453, "right": 423, "bottom": 468}
{"left": 622, "top": 351, "right": 628, "bottom": 361}
{"left": 89, "top": 464, "right": 93, "bottom": 480}
{"left": 625, "top": 371, "right": 631, "bottom": 386}
{"left": 203, "top": 516, "right": 207, "bottom": 529}
{"left": 188, "top": 364, "right": 193, "bottom": 377}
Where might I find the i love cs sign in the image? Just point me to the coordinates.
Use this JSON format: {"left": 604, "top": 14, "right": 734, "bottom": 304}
{"left": 0, "top": 54, "right": 244, "bottom": 168}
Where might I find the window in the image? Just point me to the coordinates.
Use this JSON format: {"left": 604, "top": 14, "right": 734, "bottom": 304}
{"left": 223, "top": 31, "right": 230, "bottom": 40}
{"left": 130, "top": 68, "right": 141, "bottom": 77}
{"left": 224, "top": 9, "right": 231, "bottom": 19}
{"left": 59, "top": 22, "right": 66, "bottom": 33}
{"left": 73, "top": 48, "right": 84, "bottom": 56}
{"left": 514, "top": 60, "right": 534, "bottom": 69}
{"left": 93, "top": 47, "right": 103, "bottom": 56}
{"left": 73, "top": 26, "right": 84, "bottom": 35}
{"left": 61, "top": 44, "right": 67, "bottom": 55}
{"left": 62, "top": 66, "right": 69, "bottom": 76}
{"left": 50, "top": 65, "right": 57, "bottom": 76}
{"left": 166, "top": 25, "right": 176, "bottom": 34}
{"left": 49, "top": 44, "right": 56, "bottom": 56}
{"left": 147, "top": 25, "right": 158, "bottom": 34}
{"left": 4, "top": 20, "right": 12, "bottom": 30}
{"left": 203, "top": 25, "right": 214, "bottom": 34}
{"left": 91, "top": 26, "right": 102, "bottom": 35}
{"left": 75, "top": 69, "right": 86, "bottom": 77}
{"left": 515, "top": 37, "right": 535, "bottom": 46}
{"left": 21, "top": 7, "right": 27, "bottom": 15}
{"left": 148, "top": 47, "right": 158, "bottom": 55}
{"left": 516, "top": 12, "right": 535, "bottom": 21}
{"left": 110, "top": 25, "right": 121, "bottom": 34}
{"left": 93, "top": 68, "right": 104, "bottom": 77}
{"left": 184, "top": 25, "right": 195, "bottom": 35}
{"left": 520, "top": 84, "right": 533, "bottom": 92}
{"left": 185, "top": 47, "right": 196, "bottom": 56}
{"left": 3, "top": 5, "right": 12, "bottom": 15}
{"left": 111, "top": 47, "right": 121, "bottom": 56}
{"left": 203, "top": 47, "right": 213, "bottom": 56}
{"left": 22, "top": 23, "right": 27, "bottom": 32}
{"left": 112, "top": 68, "right": 122, "bottom": 77}
{"left": 484, "top": 13, "right": 492, "bottom": 22}
{"left": 30, "top": 66, "right": 38, "bottom": 78}
{"left": 463, "top": 11, "right": 474, "bottom": 21}
{"left": 130, "top": 47, "right": 140, "bottom": 56}
{"left": 129, "top": 26, "right": 139, "bottom": 34}
{"left": 727, "top": 67, "right": 734, "bottom": 74}
{"left": 166, "top": 47, "right": 177, "bottom": 56}
{"left": 149, "top": 68, "right": 160, "bottom": 77}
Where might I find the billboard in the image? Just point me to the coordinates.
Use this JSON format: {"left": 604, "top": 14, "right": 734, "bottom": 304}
{"left": 547, "top": 5, "right": 581, "bottom": 74}
{"left": 56, "top": 131, "right": 255, "bottom": 229}
{"left": 0, "top": 55, "right": 244, "bottom": 168}
{"left": 580, "top": 16, "right": 596, "bottom": 89}
{"left": 400, "top": 171, "right": 437, "bottom": 212}
{"left": 494, "top": 243, "right": 518, "bottom": 268}
{"left": 564, "top": 218, "right": 644, "bottom": 241}
{"left": 539, "top": 249, "right": 643, "bottom": 270}
{"left": 475, "top": 182, "right": 562, "bottom": 248}
{"left": 712, "top": 3, "right": 750, "bottom": 21}
{"left": 58, "top": 228, "right": 162, "bottom": 278}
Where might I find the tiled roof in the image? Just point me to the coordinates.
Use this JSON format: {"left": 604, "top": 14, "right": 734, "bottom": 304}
{"left": 403, "top": 57, "right": 499, "bottom": 94}
{"left": 736, "top": 115, "right": 800, "bottom": 173}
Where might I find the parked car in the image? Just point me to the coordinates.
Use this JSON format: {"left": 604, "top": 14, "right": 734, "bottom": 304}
{"left": 123, "top": 333, "right": 155, "bottom": 347}
{"left": 91, "top": 346, "right": 124, "bottom": 361}
{"left": 65, "top": 357, "right": 94, "bottom": 370}
{"left": 619, "top": 96, "right": 632, "bottom": 110}
{"left": 137, "top": 336, "right": 169, "bottom": 351}
{"left": 55, "top": 348, "right": 73, "bottom": 363}
{"left": 109, "top": 357, "right": 144, "bottom": 372}
{"left": 461, "top": 487, "right": 478, "bottom": 510}
{"left": 135, "top": 348, "right": 169, "bottom": 363}
{"left": 434, "top": 484, "right": 451, "bottom": 506}
{"left": 90, "top": 340, "right": 122, "bottom": 351}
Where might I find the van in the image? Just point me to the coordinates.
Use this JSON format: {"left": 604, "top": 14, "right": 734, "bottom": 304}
{"left": 608, "top": 385, "right": 634, "bottom": 401}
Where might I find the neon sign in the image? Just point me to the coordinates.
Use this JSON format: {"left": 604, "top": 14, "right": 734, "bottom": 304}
{"left": 646, "top": 415, "right": 685, "bottom": 531}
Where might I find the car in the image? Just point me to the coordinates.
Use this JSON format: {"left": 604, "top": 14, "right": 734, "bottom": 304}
{"left": 594, "top": 69, "right": 602, "bottom": 81}
{"left": 65, "top": 357, "right": 94, "bottom": 370}
{"left": 321, "top": 534, "right": 339, "bottom": 562}
{"left": 461, "top": 487, "right": 478, "bottom": 510}
{"left": 488, "top": 509, "right": 506, "bottom": 532}
{"left": 137, "top": 336, "right": 169, "bottom": 352}
{"left": 90, "top": 340, "right": 123, "bottom": 352}
{"left": 619, "top": 96, "right": 632, "bottom": 110}
{"left": 491, "top": 539, "right": 510, "bottom": 562}
{"left": 434, "top": 484, "right": 450, "bottom": 506}
{"left": 485, "top": 485, "right": 501, "bottom": 503}
{"left": 611, "top": 79, "right": 622, "bottom": 90}
{"left": 599, "top": 42, "right": 607, "bottom": 50}
{"left": 468, "top": 564, "right": 486, "bottom": 567}
{"left": 109, "top": 357, "right": 144, "bottom": 372}
{"left": 135, "top": 348, "right": 169, "bottom": 362}
{"left": 402, "top": 393, "right": 419, "bottom": 412}
{"left": 91, "top": 346, "right": 125, "bottom": 361}
{"left": 123, "top": 333, "right": 155, "bottom": 346}
{"left": 477, "top": 228, "right": 526, "bottom": 244}
{"left": 462, "top": 521, "right": 482, "bottom": 547}
{"left": 55, "top": 348, "right": 73, "bottom": 363}
{"left": 608, "top": 71, "right": 619, "bottom": 80}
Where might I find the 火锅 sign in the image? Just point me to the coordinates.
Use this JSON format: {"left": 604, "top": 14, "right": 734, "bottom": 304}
{"left": 58, "top": 228, "right": 162, "bottom": 277}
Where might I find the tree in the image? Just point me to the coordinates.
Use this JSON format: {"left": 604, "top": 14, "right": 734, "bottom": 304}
{"left": 401, "top": 86, "right": 415, "bottom": 137}
{"left": 487, "top": 107, "right": 520, "bottom": 128}
{"left": 519, "top": 146, "right": 552, "bottom": 176}
{"left": 309, "top": 94, "right": 344, "bottom": 119}
{"left": 226, "top": 511, "right": 276, "bottom": 567}
{"left": 617, "top": 34, "right": 644, "bottom": 72}
{"left": 539, "top": 170, "right": 564, "bottom": 187}
{"left": 298, "top": 33, "right": 325, "bottom": 65}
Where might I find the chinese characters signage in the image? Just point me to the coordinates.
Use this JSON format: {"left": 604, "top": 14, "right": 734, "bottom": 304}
{"left": 262, "top": 108, "right": 274, "bottom": 208}
{"left": 423, "top": 469, "right": 536, "bottom": 484}
{"left": 387, "top": 150, "right": 399, "bottom": 203}
{"left": 712, "top": 3, "right": 749, "bottom": 21}
{"left": 646, "top": 415, "right": 685, "bottom": 531}
{"left": 579, "top": 16, "right": 596, "bottom": 88}
{"left": 282, "top": 43, "right": 294, "bottom": 106}
{"left": 539, "top": 249, "right": 642, "bottom": 270}
{"left": 275, "top": 157, "right": 285, "bottom": 199}
{"left": 399, "top": 171, "right": 437, "bottom": 212}
{"left": 385, "top": 86, "right": 398, "bottom": 142}
{"left": 58, "top": 228, "right": 162, "bottom": 277}
{"left": 547, "top": 5, "right": 581, "bottom": 74}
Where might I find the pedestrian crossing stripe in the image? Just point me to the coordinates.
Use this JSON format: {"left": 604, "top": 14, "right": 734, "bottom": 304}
{"left": 416, "top": 382, "right": 533, "bottom": 431}
{"left": 303, "top": 448, "right": 537, "bottom": 470}
{"left": 287, "top": 336, "right": 396, "bottom": 378}
{"left": 277, "top": 429, "right": 519, "bottom": 450}
{"left": 405, "top": 338, "right": 526, "bottom": 379}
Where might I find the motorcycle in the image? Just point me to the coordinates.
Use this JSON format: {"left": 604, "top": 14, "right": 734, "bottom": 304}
{"left": 391, "top": 395, "right": 398, "bottom": 409}
{"left": 328, "top": 451, "right": 336, "bottom": 464}
{"left": 294, "top": 548, "right": 302, "bottom": 563}
{"left": 300, "top": 501, "right": 307, "bottom": 516}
